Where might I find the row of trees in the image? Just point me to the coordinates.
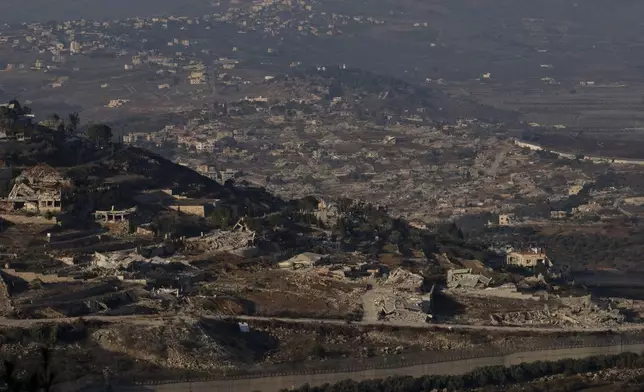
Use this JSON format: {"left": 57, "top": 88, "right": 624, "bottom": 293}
{"left": 1, "top": 100, "right": 113, "bottom": 146}
{"left": 0, "top": 100, "right": 32, "bottom": 122}
{"left": 284, "top": 352, "right": 644, "bottom": 392}
{"left": 44, "top": 112, "right": 80, "bottom": 133}
{"left": 333, "top": 198, "right": 486, "bottom": 261}
{"left": 46, "top": 112, "right": 112, "bottom": 146}
{"left": 45, "top": 112, "right": 113, "bottom": 145}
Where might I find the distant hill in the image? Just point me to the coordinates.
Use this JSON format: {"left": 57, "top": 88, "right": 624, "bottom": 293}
{"left": 274, "top": 65, "right": 517, "bottom": 123}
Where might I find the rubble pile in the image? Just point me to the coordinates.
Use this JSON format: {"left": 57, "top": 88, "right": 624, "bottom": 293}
{"left": 371, "top": 291, "right": 428, "bottom": 323}
{"left": 446, "top": 268, "right": 491, "bottom": 289}
{"left": 91, "top": 319, "right": 243, "bottom": 371}
{"left": 385, "top": 268, "right": 423, "bottom": 291}
{"left": 364, "top": 283, "right": 431, "bottom": 324}
{"left": 91, "top": 251, "right": 171, "bottom": 270}
{"left": 489, "top": 296, "right": 625, "bottom": 328}
{"left": 187, "top": 229, "right": 255, "bottom": 252}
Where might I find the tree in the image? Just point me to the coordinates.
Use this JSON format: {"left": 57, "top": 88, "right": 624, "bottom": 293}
{"left": 48, "top": 114, "right": 60, "bottom": 124}
{"left": 87, "top": 124, "right": 113, "bottom": 146}
{"left": 7, "top": 100, "right": 21, "bottom": 114}
{"left": 67, "top": 112, "right": 80, "bottom": 132}
{"left": 327, "top": 80, "right": 344, "bottom": 100}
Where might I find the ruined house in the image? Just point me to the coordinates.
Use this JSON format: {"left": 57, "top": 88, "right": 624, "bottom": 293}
{"left": 550, "top": 210, "right": 567, "bottom": 220}
{"left": 5, "top": 164, "right": 69, "bottom": 213}
{"left": 169, "top": 199, "right": 217, "bottom": 217}
{"left": 94, "top": 207, "right": 138, "bottom": 235}
{"left": 505, "top": 248, "right": 552, "bottom": 268}
{"left": 186, "top": 218, "right": 257, "bottom": 256}
{"left": 385, "top": 268, "right": 424, "bottom": 292}
{"left": 95, "top": 207, "right": 136, "bottom": 224}
{"left": 446, "top": 268, "right": 492, "bottom": 288}
{"left": 498, "top": 214, "right": 514, "bottom": 226}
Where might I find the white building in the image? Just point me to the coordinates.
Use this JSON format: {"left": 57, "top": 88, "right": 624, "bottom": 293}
{"left": 70, "top": 41, "right": 81, "bottom": 54}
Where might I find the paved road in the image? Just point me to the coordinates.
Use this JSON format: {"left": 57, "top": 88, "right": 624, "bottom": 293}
{"left": 0, "top": 313, "right": 642, "bottom": 334}
{"left": 513, "top": 139, "right": 644, "bottom": 165}
{"left": 108, "top": 343, "right": 644, "bottom": 392}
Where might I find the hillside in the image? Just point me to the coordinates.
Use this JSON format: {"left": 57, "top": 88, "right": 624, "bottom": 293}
{"left": 0, "top": 125, "right": 285, "bottom": 216}
{"left": 268, "top": 65, "right": 517, "bottom": 123}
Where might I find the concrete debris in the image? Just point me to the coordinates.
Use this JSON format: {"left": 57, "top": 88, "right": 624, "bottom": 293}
{"left": 372, "top": 291, "right": 428, "bottom": 323}
{"left": 362, "top": 279, "right": 433, "bottom": 325}
{"left": 187, "top": 229, "right": 255, "bottom": 253}
{"left": 153, "top": 288, "right": 180, "bottom": 297}
{"left": 447, "top": 282, "right": 543, "bottom": 302}
{"left": 278, "top": 252, "right": 328, "bottom": 270}
{"left": 489, "top": 295, "right": 625, "bottom": 328}
{"left": 385, "top": 268, "right": 423, "bottom": 292}
{"left": 382, "top": 135, "right": 397, "bottom": 145}
{"left": 446, "top": 268, "right": 491, "bottom": 289}
{"left": 91, "top": 251, "right": 170, "bottom": 270}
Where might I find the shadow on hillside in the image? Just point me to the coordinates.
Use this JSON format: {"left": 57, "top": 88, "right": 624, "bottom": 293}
{"left": 430, "top": 291, "right": 467, "bottom": 321}
{"left": 198, "top": 318, "right": 279, "bottom": 362}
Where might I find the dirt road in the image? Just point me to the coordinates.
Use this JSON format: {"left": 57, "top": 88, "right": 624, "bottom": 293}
{"left": 1, "top": 313, "right": 643, "bottom": 334}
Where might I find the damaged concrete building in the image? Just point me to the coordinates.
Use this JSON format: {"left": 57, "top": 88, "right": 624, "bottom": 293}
{"left": 94, "top": 207, "right": 137, "bottom": 234}
{"left": 186, "top": 219, "right": 257, "bottom": 256}
{"left": 505, "top": 248, "right": 552, "bottom": 268}
{"left": 385, "top": 268, "right": 424, "bottom": 292}
{"left": 447, "top": 268, "right": 492, "bottom": 288}
{"left": 4, "top": 164, "right": 70, "bottom": 213}
{"left": 94, "top": 207, "right": 137, "bottom": 224}
{"left": 498, "top": 214, "right": 514, "bottom": 226}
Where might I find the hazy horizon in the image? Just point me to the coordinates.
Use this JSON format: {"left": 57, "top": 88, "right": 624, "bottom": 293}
{"left": 0, "top": 0, "right": 214, "bottom": 24}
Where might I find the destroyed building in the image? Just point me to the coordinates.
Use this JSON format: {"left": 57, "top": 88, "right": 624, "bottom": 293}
{"left": 385, "top": 268, "right": 424, "bottom": 292}
{"left": 278, "top": 252, "right": 328, "bottom": 270}
{"left": 94, "top": 207, "right": 136, "bottom": 224}
{"left": 4, "top": 164, "right": 69, "bottom": 213}
{"left": 498, "top": 214, "right": 514, "bottom": 226}
{"left": 446, "top": 268, "right": 491, "bottom": 288}
{"left": 550, "top": 210, "right": 568, "bottom": 220}
{"left": 186, "top": 219, "right": 257, "bottom": 256}
{"left": 168, "top": 199, "right": 216, "bottom": 217}
{"left": 505, "top": 248, "right": 552, "bottom": 268}
{"left": 94, "top": 207, "right": 137, "bottom": 234}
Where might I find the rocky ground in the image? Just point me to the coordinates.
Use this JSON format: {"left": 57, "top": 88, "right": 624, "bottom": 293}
{"left": 2, "top": 318, "right": 642, "bottom": 385}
